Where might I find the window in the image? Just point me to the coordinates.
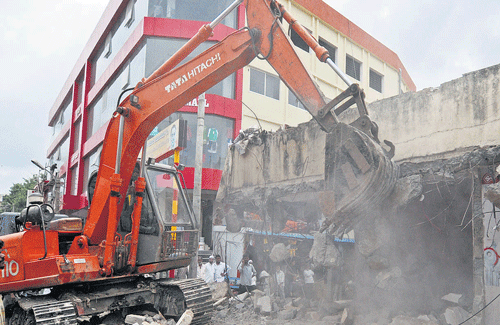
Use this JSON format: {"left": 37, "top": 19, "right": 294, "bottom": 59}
{"left": 148, "top": 0, "right": 237, "bottom": 29}
{"left": 70, "top": 166, "right": 78, "bottom": 195}
{"left": 76, "top": 75, "right": 84, "bottom": 106}
{"left": 250, "top": 68, "right": 280, "bottom": 100}
{"left": 155, "top": 112, "right": 234, "bottom": 170}
{"left": 346, "top": 55, "right": 361, "bottom": 81}
{"left": 125, "top": 0, "right": 135, "bottom": 28}
{"left": 73, "top": 120, "right": 81, "bottom": 154}
{"left": 290, "top": 28, "right": 310, "bottom": 53}
{"left": 288, "top": 89, "right": 305, "bottom": 110}
{"left": 319, "top": 38, "right": 336, "bottom": 63}
{"left": 145, "top": 38, "right": 234, "bottom": 98}
{"left": 122, "top": 64, "right": 131, "bottom": 90}
{"left": 369, "top": 69, "right": 383, "bottom": 93}
{"left": 104, "top": 33, "right": 112, "bottom": 59}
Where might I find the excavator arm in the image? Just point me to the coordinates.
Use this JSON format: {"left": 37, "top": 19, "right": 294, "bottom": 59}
{"left": 83, "top": 0, "right": 358, "bottom": 245}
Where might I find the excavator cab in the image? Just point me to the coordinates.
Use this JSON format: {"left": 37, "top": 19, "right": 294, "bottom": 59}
{"left": 116, "top": 160, "right": 198, "bottom": 267}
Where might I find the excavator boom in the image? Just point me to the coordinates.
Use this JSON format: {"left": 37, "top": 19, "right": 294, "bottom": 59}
{"left": 0, "top": 1, "right": 390, "bottom": 323}
{"left": 84, "top": 0, "right": 341, "bottom": 244}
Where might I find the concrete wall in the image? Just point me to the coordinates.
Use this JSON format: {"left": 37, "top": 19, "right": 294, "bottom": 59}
{"left": 368, "top": 64, "right": 500, "bottom": 163}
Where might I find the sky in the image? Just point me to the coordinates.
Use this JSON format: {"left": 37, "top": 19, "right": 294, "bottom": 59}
{"left": 1, "top": 0, "right": 500, "bottom": 195}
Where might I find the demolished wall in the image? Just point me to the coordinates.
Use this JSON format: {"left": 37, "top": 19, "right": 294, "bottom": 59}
{"left": 368, "top": 63, "right": 500, "bottom": 162}
{"left": 213, "top": 63, "right": 500, "bottom": 323}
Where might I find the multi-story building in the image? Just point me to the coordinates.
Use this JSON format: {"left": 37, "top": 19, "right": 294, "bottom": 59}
{"left": 47, "top": 0, "right": 414, "bottom": 245}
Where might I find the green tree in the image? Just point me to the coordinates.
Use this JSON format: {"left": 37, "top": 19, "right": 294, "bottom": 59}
{"left": 1, "top": 175, "right": 39, "bottom": 213}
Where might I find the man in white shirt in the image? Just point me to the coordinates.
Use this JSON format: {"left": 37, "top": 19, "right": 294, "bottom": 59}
{"left": 196, "top": 256, "right": 205, "bottom": 280}
{"left": 275, "top": 265, "right": 285, "bottom": 299}
{"left": 204, "top": 255, "right": 216, "bottom": 284}
{"left": 303, "top": 267, "right": 315, "bottom": 300}
{"left": 238, "top": 255, "right": 256, "bottom": 293}
{"left": 214, "top": 254, "right": 230, "bottom": 283}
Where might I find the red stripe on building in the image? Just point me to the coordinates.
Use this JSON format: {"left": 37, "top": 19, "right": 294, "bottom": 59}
{"left": 180, "top": 168, "right": 222, "bottom": 191}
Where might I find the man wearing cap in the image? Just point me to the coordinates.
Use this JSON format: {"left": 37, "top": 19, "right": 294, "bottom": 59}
{"left": 204, "top": 255, "right": 216, "bottom": 283}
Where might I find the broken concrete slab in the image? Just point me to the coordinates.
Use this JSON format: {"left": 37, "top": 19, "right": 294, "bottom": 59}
{"left": 441, "top": 293, "right": 463, "bottom": 305}
{"left": 251, "top": 290, "right": 265, "bottom": 310}
{"left": 309, "top": 232, "right": 341, "bottom": 267}
{"left": 375, "top": 267, "right": 402, "bottom": 290}
{"left": 306, "top": 311, "right": 321, "bottom": 321}
{"left": 389, "top": 315, "right": 439, "bottom": 325}
{"left": 367, "top": 254, "right": 390, "bottom": 270}
{"left": 388, "top": 174, "right": 423, "bottom": 208}
{"left": 214, "top": 297, "right": 227, "bottom": 307}
{"left": 176, "top": 309, "right": 194, "bottom": 325}
{"left": 443, "top": 306, "right": 469, "bottom": 325}
{"left": 283, "top": 300, "right": 294, "bottom": 309}
{"left": 340, "top": 308, "right": 354, "bottom": 325}
{"left": 217, "top": 309, "right": 228, "bottom": 318}
{"left": 356, "top": 221, "right": 384, "bottom": 257}
{"left": 237, "top": 291, "right": 249, "bottom": 301}
{"left": 152, "top": 314, "right": 167, "bottom": 323}
{"left": 269, "top": 243, "right": 288, "bottom": 262}
{"left": 292, "top": 297, "right": 305, "bottom": 307}
{"left": 125, "top": 314, "right": 146, "bottom": 324}
{"left": 212, "top": 282, "right": 229, "bottom": 300}
{"left": 331, "top": 300, "right": 352, "bottom": 310}
{"left": 257, "top": 295, "right": 272, "bottom": 314}
{"left": 278, "top": 308, "right": 297, "bottom": 320}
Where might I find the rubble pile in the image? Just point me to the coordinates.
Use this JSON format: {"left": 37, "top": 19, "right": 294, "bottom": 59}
{"left": 211, "top": 287, "right": 472, "bottom": 325}
{"left": 214, "top": 289, "right": 332, "bottom": 325}
{"left": 123, "top": 313, "right": 176, "bottom": 325}
{"left": 212, "top": 287, "right": 474, "bottom": 325}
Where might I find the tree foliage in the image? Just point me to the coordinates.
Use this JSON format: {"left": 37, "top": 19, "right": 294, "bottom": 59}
{"left": 1, "top": 175, "right": 40, "bottom": 213}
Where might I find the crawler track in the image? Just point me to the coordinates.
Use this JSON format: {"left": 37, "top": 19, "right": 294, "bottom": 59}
{"left": 160, "top": 278, "right": 214, "bottom": 324}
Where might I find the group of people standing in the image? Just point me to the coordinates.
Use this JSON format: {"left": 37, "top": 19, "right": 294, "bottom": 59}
{"left": 196, "top": 253, "right": 257, "bottom": 294}
{"left": 275, "top": 262, "right": 315, "bottom": 300}
{"left": 194, "top": 253, "right": 315, "bottom": 300}
{"left": 196, "top": 254, "right": 230, "bottom": 284}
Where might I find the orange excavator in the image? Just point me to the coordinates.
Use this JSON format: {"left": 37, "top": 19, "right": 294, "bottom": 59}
{"left": 0, "top": 0, "right": 389, "bottom": 323}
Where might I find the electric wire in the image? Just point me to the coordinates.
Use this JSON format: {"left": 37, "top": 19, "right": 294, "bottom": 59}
{"left": 250, "top": 0, "right": 281, "bottom": 61}
{"left": 241, "top": 101, "right": 263, "bottom": 131}
{"left": 458, "top": 292, "right": 500, "bottom": 324}
{"left": 117, "top": 87, "right": 135, "bottom": 108}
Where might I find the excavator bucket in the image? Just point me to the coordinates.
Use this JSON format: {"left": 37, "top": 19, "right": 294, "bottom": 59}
{"left": 216, "top": 120, "right": 398, "bottom": 234}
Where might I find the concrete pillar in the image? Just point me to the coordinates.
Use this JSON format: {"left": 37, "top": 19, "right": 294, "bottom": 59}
{"left": 472, "top": 170, "right": 485, "bottom": 325}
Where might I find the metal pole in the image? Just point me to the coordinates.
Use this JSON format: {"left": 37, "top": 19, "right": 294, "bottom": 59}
{"left": 189, "top": 93, "right": 206, "bottom": 279}
{"left": 140, "top": 140, "right": 147, "bottom": 178}
{"left": 115, "top": 115, "right": 125, "bottom": 174}
{"left": 193, "top": 94, "right": 206, "bottom": 229}
{"left": 398, "top": 68, "right": 403, "bottom": 95}
{"left": 209, "top": 0, "right": 244, "bottom": 29}
{"left": 326, "top": 58, "right": 352, "bottom": 87}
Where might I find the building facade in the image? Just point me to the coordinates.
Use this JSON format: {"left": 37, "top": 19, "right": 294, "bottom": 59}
{"left": 46, "top": 0, "right": 414, "bottom": 244}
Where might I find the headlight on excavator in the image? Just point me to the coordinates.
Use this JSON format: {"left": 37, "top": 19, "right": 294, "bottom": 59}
{"left": 48, "top": 218, "right": 83, "bottom": 232}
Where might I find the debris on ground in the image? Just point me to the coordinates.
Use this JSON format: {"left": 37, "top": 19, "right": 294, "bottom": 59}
{"left": 123, "top": 312, "right": 176, "bottom": 325}
{"left": 209, "top": 286, "right": 471, "bottom": 325}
